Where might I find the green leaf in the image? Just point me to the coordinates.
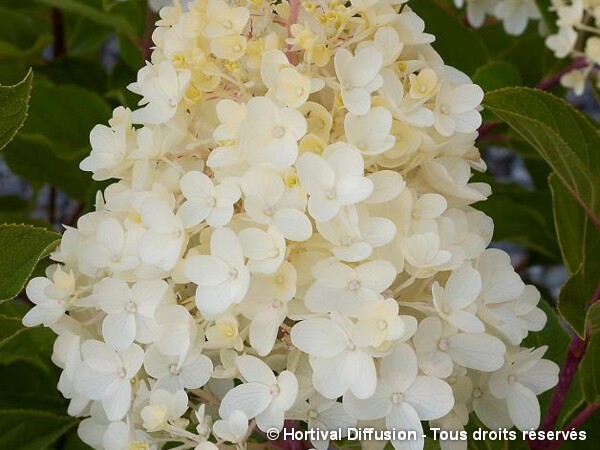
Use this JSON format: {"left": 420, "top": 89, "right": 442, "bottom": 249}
{"left": 0, "top": 362, "right": 66, "bottom": 412}
{"left": 484, "top": 88, "right": 600, "bottom": 228}
{"left": 410, "top": 1, "right": 488, "bottom": 75}
{"left": 0, "top": 69, "right": 33, "bottom": 151}
{"left": 4, "top": 135, "right": 92, "bottom": 200}
{"left": 535, "top": 0, "right": 558, "bottom": 34}
{"left": 0, "top": 224, "right": 59, "bottom": 302}
{"left": 0, "top": 410, "right": 76, "bottom": 450}
{"left": 20, "top": 80, "right": 111, "bottom": 159}
{"left": 550, "top": 174, "right": 600, "bottom": 336}
{"left": 36, "top": 0, "right": 139, "bottom": 38}
{"left": 0, "top": 7, "right": 52, "bottom": 59}
{"left": 0, "top": 314, "right": 27, "bottom": 346}
{"left": 472, "top": 61, "right": 522, "bottom": 92}
{"left": 475, "top": 180, "right": 560, "bottom": 260}
{"left": 580, "top": 304, "right": 600, "bottom": 403}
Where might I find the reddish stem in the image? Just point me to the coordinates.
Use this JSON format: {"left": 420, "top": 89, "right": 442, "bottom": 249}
{"left": 285, "top": 0, "right": 301, "bottom": 64}
{"left": 477, "top": 58, "right": 589, "bottom": 142}
{"left": 529, "top": 286, "right": 600, "bottom": 450}
{"left": 537, "top": 58, "right": 588, "bottom": 91}
{"left": 544, "top": 402, "right": 600, "bottom": 450}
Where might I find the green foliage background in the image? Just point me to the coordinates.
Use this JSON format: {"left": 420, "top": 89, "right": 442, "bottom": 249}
{"left": 0, "top": 0, "right": 598, "bottom": 449}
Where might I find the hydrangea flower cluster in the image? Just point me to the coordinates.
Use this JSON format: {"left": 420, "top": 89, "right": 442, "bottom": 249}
{"left": 22, "top": 1, "right": 559, "bottom": 449}
{"left": 455, "top": 0, "right": 600, "bottom": 95}
{"left": 545, "top": 0, "right": 600, "bottom": 94}
{"left": 453, "top": 0, "right": 541, "bottom": 35}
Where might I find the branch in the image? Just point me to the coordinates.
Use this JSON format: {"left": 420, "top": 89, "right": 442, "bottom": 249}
{"left": 285, "top": 0, "right": 301, "bottom": 64}
{"left": 51, "top": 8, "right": 66, "bottom": 58}
{"left": 529, "top": 286, "right": 600, "bottom": 450}
{"left": 142, "top": 4, "right": 157, "bottom": 61}
{"left": 545, "top": 402, "right": 600, "bottom": 450}
{"left": 477, "top": 58, "right": 589, "bottom": 143}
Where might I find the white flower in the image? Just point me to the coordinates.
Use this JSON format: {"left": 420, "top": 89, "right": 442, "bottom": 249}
{"left": 153, "top": 304, "right": 197, "bottom": 356}
{"left": 238, "top": 262, "right": 296, "bottom": 356}
{"left": 96, "top": 278, "right": 168, "bottom": 350}
{"left": 23, "top": 267, "right": 74, "bottom": 327}
{"left": 546, "top": 26, "right": 578, "bottom": 58}
{"left": 185, "top": 227, "right": 250, "bottom": 316}
{"left": 261, "top": 49, "right": 313, "bottom": 108}
{"left": 239, "top": 97, "right": 307, "bottom": 168}
{"left": 139, "top": 196, "right": 186, "bottom": 271}
{"left": 239, "top": 226, "right": 286, "bottom": 274}
{"left": 343, "top": 344, "right": 454, "bottom": 450}
{"left": 213, "top": 410, "right": 249, "bottom": 443}
{"left": 74, "top": 341, "right": 144, "bottom": 421}
{"left": 488, "top": 347, "right": 559, "bottom": 430}
{"left": 80, "top": 111, "right": 132, "bottom": 181}
{"left": 241, "top": 166, "right": 312, "bottom": 241}
{"left": 494, "top": 0, "right": 540, "bottom": 35}
{"left": 434, "top": 81, "right": 484, "bottom": 136}
{"left": 128, "top": 61, "right": 191, "bottom": 125}
{"left": 432, "top": 264, "right": 484, "bottom": 333}
{"left": 178, "top": 171, "right": 241, "bottom": 228}
{"left": 316, "top": 205, "right": 396, "bottom": 262}
{"left": 78, "top": 217, "right": 141, "bottom": 276}
{"left": 344, "top": 107, "right": 396, "bottom": 155}
{"left": 304, "top": 258, "right": 397, "bottom": 316}
{"left": 291, "top": 314, "right": 377, "bottom": 399}
{"left": 413, "top": 317, "right": 506, "bottom": 378}
{"left": 288, "top": 394, "right": 356, "bottom": 450}
{"left": 141, "top": 389, "right": 189, "bottom": 432}
{"left": 144, "top": 344, "right": 213, "bottom": 392}
{"left": 219, "top": 355, "right": 298, "bottom": 431}
{"left": 296, "top": 144, "right": 373, "bottom": 221}
{"left": 334, "top": 47, "right": 384, "bottom": 115}
{"left": 352, "top": 298, "right": 417, "bottom": 350}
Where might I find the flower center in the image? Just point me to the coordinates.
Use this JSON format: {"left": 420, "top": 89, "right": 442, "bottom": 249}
{"left": 392, "top": 392, "right": 404, "bottom": 404}
{"left": 345, "top": 340, "right": 356, "bottom": 351}
{"left": 229, "top": 268, "right": 238, "bottom": 279}
{"left": 125, "top": 301, "right": 137, "bottom": 314}
{"left": 272, "top": 299, "right": 283, "bottom": 309}
{"left": 263, "top": 205, "right": 275, "bottom": 216}
{"left": 206, "top": 196, "right": 217, "bottom": 207}
{"left": 438, "top": 338, "right": 449, "bottom": 351}
{"left": 508, "top": 375, "right": 517, "bottom": 385}
{"left": 308, "top": 409, "right": 318, "bottom": 420}
{"left": 169, "top": 364, "right": 180, "bottom": 375}
{"left": 340, "top": 235, "right": 353, "bottom": 246}
{"left": 377, "top": 319, "right": 387, "bottom": 330}
{"left": 347, "top": 280, "right": 361, "bottom": 292}
{"left": 273, "top": 126, "right": 286, "bottom": 138}
{"left": 324, "top": 188, "right": 336, "bottom": 199}
{"left": 440, "top": 104, "right": 450, "bottom": 115}
{"left": 275, "top": 275, "right": 285, "bottom": 284}
{"left": 295, "top": 86, "right": 305, "bottom": 96}
{"left": 270, "top": 384, "right": 280, "bottom": 396}
{"left": 117, "top": 367, "right": 126, "bottom": 378}
{"left": 222, "top": 19, "right": 233, "bottom": 29}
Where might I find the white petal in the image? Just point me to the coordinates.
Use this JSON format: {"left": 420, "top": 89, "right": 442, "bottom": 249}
{"left": 444, "top": 265, "right": 482, "bottom": 310}
{"left": 404, "top": 376, "right": 454, "bottom": 420}
{"left": 102, "top": 313, "right": 136, "bottom": 351}
{"left": 291, "top": 318, "right": 348, "bottom": 358}
{"left": 219, "top": 383, "right": 272, "bottom": 419}
{"left": 506, "top": 383, "right": 540, "bottom": 431}
{"left": 237, "top": 355, "right": 277, "bottom": 385}
{"left": 447, "top": 333, "right": 506, "bottom": 372}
